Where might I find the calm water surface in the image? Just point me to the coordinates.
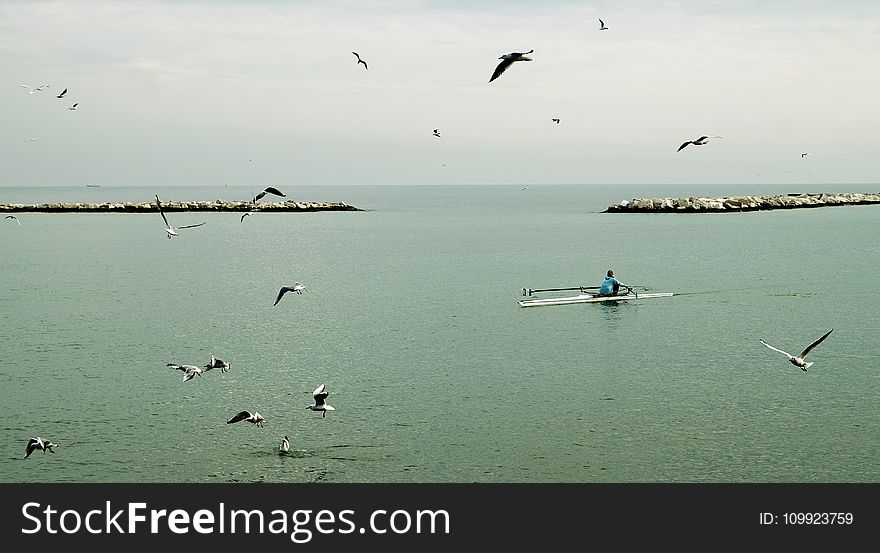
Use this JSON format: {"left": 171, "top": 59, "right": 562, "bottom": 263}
{"left": 1, "top": 184, "right": 878, "bottom": 482}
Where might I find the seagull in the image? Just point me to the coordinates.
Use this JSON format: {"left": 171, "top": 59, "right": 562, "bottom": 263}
{"left": 167, "top": 363, "right": 203, "bottom": 382}
{"left": 677, "top": 135, "right": 722, "bottom": 152}
{"left": 550, "top": 118, "right": 561, "bottom": 124}
{"left": 599, "top": 18, "right": 608, "bottom": 30}
{"left": 760, "top": 329, "right": 833, "bottom": 371}
{"left": 489, "top": 49, "right": 533, "bottom": 83}
{"left": 253, "top": 186, "right": 286, "bottom": 205}
{"left": 227, "top": 410, "right": 265, "bottom": 427}
{"left": 204, "top": 355, "right": 231, "bottom": 373}
{"left": 352, "top": 51, "right": 368, "bottom": 70}
{"left": 155, "top": 195, "right": 206, "bottom": 238}
{"left": 56, "top": 88, "right": 68, "bottom": 99}
{"left": 20, "top": 84, "right": 49, "bottom": 94}
{"left": 5, "top": 215, "right": 20, "bottom": 225}
{"left": 433, "top": 129, "right": 441, "bottom": 138}
{"left": 67, "top": 103, "right": 78, "bottom": 111}
{"left": 240, "top": 212, "right": 250, "bottom": 222}
{"left": 279, "top": 435, "right": 290, "bottom": 453}
{"left": 306, "top": 384, "right": 335, "bottom": 417}
{"left": 273, "top": 282, "right": 306, "bottom": 306}
{"left": 25, "top": 437, "right": 58, "bottom": 459}
{"left": 801, "top": 152, "right": 809, "bottom": 158}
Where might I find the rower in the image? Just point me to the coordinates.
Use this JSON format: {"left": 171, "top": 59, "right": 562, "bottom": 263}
{"left": 598, "top": 270, "right": 627, "bottom": 297}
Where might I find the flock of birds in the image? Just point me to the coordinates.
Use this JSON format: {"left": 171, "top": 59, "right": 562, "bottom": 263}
{"left": 18, "top": 16, "right": 831, "bottom": 462}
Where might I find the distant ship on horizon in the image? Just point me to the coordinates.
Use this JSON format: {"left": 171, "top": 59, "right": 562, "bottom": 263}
{"left": 85, "top": 184, "right": 101, "bottom": 188}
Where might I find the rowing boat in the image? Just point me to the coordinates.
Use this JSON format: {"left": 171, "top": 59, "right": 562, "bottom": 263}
{"left": 517, "top": 286, "right": 673, "bottom": 308}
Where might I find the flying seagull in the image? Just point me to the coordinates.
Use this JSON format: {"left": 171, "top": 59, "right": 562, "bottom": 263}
{"left": 56, "top": 88, "right": 68, "bottom": 99}
{"left": 227, "top": 410, "right": 265, "bottom": 427}
{"left": 20, "top": 84, "right": 49, "bottom": 94}
{"left": 760, "top": 329, "right": 833, "bottom": 371}
{"left": 67, "top": 103, "right": 78, "bottom": 111}
{"left": 306, "top": 384, "right": 335, "bottom": 417}
{"left": 489, "top": 49, "right": 533, "bottom": 83}
{"left": 25, "top": 437, "right": 58, "bottom": 459}
{"left": 550, "top": 118, "right": 561, "bottom": 124}
{"left": 433, "top": 129, "right": 441, "bottom": 138}
{"left": 253, "top": 186, "right": 286, "bottom": 205}
{"left": 801, "top": 152, "right": 809, "bottom": 158}
{"left": 5, "top": 215, "right": 20, "bottom": 225}
{"left": 155, "top": 195, "right": 206, "bottom": 238}
{"left": 273, "top": 282, "right": 306, "bottom": 306}
{"left": 204, "top": 355, "right": 230, "bottom": 373}
{"left": 677, "top": 135, "right": 722, "bottom": 152}
{"left": 352, "top": 51, "right": 368, "bottom": 70}
{"left": 279, "top": 435, "right": 290, "bottom": 453}
{"left": 599, "top": 18, "right": 608, "bottom": 30}
{"left": 167, "top": 363, "right": 203, "bottom": 382}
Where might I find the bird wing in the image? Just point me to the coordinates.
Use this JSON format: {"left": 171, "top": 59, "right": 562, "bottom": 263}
{"left": 489, "top": 58, "right": 515, "bottom": 82}
{"left": 227, "top": 411, "right": 251, "bottom": 424}
{"left": 167, "top": 363, "right": 186, "bottom": 371}
{"left": 273, "top": 287, "right": 293, "bottom": 306}
{"left": 313, "top": 384, "right": 326, "bottom": 398}
{"left": 677, "top": 141, "right": 692, "bottom": 152}
{"left": 57, "top": 88, "right": 67, "bottom": 98}
{"left": 155, "top": 195, "right": 171, "bottom": 227}
{"left": 760, "top": 340, "right": 794, "bottom": 359}
{"left": 361, "top": 60, "right": 368, "bottom": 70}
{"left": 352, "top": 52, "right": 360, "bottom": 60}
{"left": 240, "top": 212, "right": 250, "bottom": 222}
{"left": 176, "top": 222, "right": 206, "bottom": 229}
{"left": 25, "top": 438, "right": 41, "bottom": 458}
{"left": 799, "top": 329, "right": 833, "bottom": 359}
{"left": 262, "top": 186, "right": 286, "bottom": 198}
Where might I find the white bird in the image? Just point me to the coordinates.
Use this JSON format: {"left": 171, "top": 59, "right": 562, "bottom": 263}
{"left": 227, "top": 410, "right": 265, "bottom": 427}
{"left": 155, "top": 195, "right": 206, "bottom": 238}
{"left": 677, "top": 135, "right": 722, "bottom": 152}
{"left": 67, "top": 103, "right": 78, "bottom": 111}
{"left": 253, "top": 186, "right": 286, "bottom": 205}
{"left": 274, "top": 282, "right": 306, "bottom": 306}
{"left": 20, "top": 84, "right": 49, "bottom": 94}
{"left": 489, "top": 49, "right": 533, "bottom": 83}
{"left": 24, "top": 138, "right": 40, "bottom": 142}
{"left": 25, "top": 437, "right": 58, "bottom": 459}
{"left": 5, "top": 215, "right": 21, "bottom": 225}
{"left": 167, "top": 363, "right": 203, "bottom": 382}
{"left": 352, "top": 51, "right": 368, "bottom": 70}
{"left": 56, "top": 88, "right": 68, "bottom": 99}
{"left": 279, "top": 435, "right": 290, "bottom": 453}
{"left": 760, "top": 329, "right": 833, "bottom": 371}
{"left": 599, "top": 18, "right": 608, "bottom": 30}
{"left": 306, "top": 384, "right": 335, "bottom": 417}
{"left": 204, "top": 355, "right": 231, "bottom": 373}
{"left": 433, "top": 129, "right": 441, "bottom": 138}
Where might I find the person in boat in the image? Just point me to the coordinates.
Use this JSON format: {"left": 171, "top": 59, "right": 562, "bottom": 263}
{"left": 598, "top": 269, "right": 627, "bottom": 297}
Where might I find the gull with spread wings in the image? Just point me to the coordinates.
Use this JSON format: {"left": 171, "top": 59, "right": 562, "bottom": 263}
{"left": 760, "top": 329, "right": 833, "bottom": 371}
{"left": 155, "top": 195, "right": 206, "bottom": 238}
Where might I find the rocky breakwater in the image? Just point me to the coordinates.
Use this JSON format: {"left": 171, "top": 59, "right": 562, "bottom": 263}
{"left": 603, "top": 192, "right": 880, "bottom": 213}
{"left": 0, "top": 199, "right": 363, "bottom": 213}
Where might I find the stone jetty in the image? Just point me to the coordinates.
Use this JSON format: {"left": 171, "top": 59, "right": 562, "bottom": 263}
{"left": 0, "top": 199, "right": 362, "bottom": 213}
{"left": 604, "top": 192, "right": 880, "bottom": 213}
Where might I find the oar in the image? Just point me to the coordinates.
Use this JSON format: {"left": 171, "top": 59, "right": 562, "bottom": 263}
{"left": 522, "top": 286, "right": 600, "bottom": 297}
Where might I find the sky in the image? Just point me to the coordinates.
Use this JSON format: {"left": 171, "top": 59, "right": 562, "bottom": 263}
{"left": 2, "top": 0, "right": 880, "bottom": 187}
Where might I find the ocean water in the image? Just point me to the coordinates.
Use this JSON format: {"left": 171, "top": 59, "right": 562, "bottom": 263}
{"left": 1, "top": 184, "right": 878, "bottom": 483}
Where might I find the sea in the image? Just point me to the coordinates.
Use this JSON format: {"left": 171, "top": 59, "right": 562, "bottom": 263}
{"left": 1, "top": 183, "right": 878, "bottom": 483}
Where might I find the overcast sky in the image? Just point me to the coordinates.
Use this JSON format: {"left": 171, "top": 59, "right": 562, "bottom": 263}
{"left": 3, "top": 0, "right": 880, "bottom": 186}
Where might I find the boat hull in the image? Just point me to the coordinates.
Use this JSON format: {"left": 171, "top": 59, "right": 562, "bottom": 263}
{"left": 518, "top": 292, "right": 673, "bottom": 307}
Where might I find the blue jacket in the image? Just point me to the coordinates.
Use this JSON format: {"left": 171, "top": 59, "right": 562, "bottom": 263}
{"left": 599, "top": 276, "right": 625, "bottom": 296}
